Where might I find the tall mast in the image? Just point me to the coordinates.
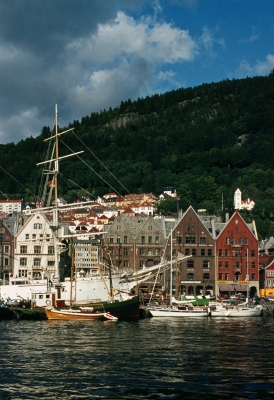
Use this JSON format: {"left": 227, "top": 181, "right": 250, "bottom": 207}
{"left": 53, "top": 104, "right": 59, "bottom": 279}
{"left": 170, "top": 229, "right": 173, "bottom": 307}
{"left": 36, "top": 104, "right": 84, "bottom": 281}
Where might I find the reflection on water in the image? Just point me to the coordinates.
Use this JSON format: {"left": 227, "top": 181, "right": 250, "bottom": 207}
{"left": 1, "top": 317, "right": 274, "bottom": 399}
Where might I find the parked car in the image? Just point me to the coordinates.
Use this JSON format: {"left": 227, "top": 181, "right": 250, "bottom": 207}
{"left": 6, "top": 298, "right": 31, "bottom": 309}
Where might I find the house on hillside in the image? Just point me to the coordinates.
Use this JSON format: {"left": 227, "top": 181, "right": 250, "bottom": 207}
{"left": 234, "top": 188, "right": 255, "bottom": 211}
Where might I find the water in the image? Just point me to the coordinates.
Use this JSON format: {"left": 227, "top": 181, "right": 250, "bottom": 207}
{"left": 1, "top": 316, "right": 274, "bottom": 399}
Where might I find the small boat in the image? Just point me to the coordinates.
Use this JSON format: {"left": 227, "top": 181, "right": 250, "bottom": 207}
{"left": 45, "top": 306, "right": 117, "bottom": 321}
{"left": 211, "top": 300, "right": 263, "bottom": 317}
{"left": 149, "top": 304, "right": 210, "bottom": 318}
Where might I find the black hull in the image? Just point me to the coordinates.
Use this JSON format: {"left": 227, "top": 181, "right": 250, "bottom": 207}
{"left": 96, "top": 296, "right": 140, "bottom": 319}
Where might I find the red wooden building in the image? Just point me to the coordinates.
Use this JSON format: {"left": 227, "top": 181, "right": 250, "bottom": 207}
{"left": 215, "top": 211, "right": 259, "bottom": 298}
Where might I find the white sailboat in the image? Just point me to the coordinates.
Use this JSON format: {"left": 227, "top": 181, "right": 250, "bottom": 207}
{"left": 211, "top": 251, "right": 262, "bottom": 317}
{"left": 149, "top": 230, "right": 210, "bottom": 318}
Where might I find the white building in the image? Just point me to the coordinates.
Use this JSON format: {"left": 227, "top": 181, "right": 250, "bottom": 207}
{"left": 234, "top": 188, "right": 255, "bottom": 211}
{"left": 0, "top": 200, "right": 22, "bottom": 213}
{"left": 13, "top": 212, "right": 66, "bottom": 279}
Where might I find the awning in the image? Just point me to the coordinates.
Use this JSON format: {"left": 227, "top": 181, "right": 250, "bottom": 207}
{"left": 219, "top": 284, "right": 248, "bottom": 291}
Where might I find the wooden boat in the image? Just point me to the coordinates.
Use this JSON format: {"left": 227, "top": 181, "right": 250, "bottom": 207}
{"left": 79, "top": 295, "right": 140, "bottom": 319}
{"left": 45, "top": 306, "right": 117, "bottom": 320}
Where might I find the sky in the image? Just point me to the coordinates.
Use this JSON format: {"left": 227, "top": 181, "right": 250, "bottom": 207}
{"left": 0, "top": 0, "right": 273, "bottom": 144}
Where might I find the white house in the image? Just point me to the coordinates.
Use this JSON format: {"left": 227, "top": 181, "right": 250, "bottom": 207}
{"left": 13, "top": 212, "right": 66, "bottom": 279}
{"left": 234, "top": 188, "right": 255, "bottom": 211}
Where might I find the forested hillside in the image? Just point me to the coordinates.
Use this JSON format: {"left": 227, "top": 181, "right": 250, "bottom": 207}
{"left": 0, "top": 71, "right": 274, "bottom": 239}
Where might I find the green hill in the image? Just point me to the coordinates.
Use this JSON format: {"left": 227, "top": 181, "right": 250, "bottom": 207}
{"left": 0, "top": 71, "right": 274, "bottom": 239}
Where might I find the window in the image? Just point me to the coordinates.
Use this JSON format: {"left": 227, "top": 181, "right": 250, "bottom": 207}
{"left": 251, "top": 273, "right": 255, "bottom": 280}
{"left": 185, "top": 249, "right": 190, "bottom": 255}
{"left": 34, "top": 245, "right": 41, "bottom": 254}
{"left": 139, "top": 248, "right": 145, "bottom": 256}
{"left": 34, "top": 223, "right": 42, "bottom": 229}
{"left": 141, "top": 236, "right": 145, "bottom": 244}
{"left": 20, "top": 245, "right": 27, "bottom": 254}
{"left": 239, "top": 237, "right": 243, "bottom": 245}
{"left": 109, "top": 236, "right": 113, "bottom": 243}
{"left": 201, "top": 249, "right": 205, "bottom": 256}
{"left": 203, "top": 273, "right": 210, "bottom": 280}
{"left": 4, "top": 245, "right": 9, "bottom": 254}
{"left": 192, "top": 249, "right": 196, "bottom": 256}
{"left": 148, "top": 236, "right": 152, "bottom": 244}
{"left": 225, "top": 249, "right": 229, "bottom": 256}
{"left": 155, "top": 249, "right": 160, "bottom": 256}
{"left": 20, "top": 258, "right": 27, "bottom": 266}
{"left": 251, "top": 250, "right": 255, "bottom": 257}
{"left": 208, "top": 249, "right": 212, "bottom": 256}
{"left": 177, "top": 236, "right": 182, "bottom": 244}
{"left": 219, "top": 249, "right": 223, "bottom": 256}
{"left": 32, "top": 234, "right": 36, "bottom": 240}
{"left": 203, "top": 260, "right": 210, "bottom": 269}
{"left": 225, "top": 238, "right": 229, "bottom": 244}
{"left": 187, "top": 260, "right": 194, "bottom": 269}
{"left": 108, "top": 248, "right": 113, "bottom": 255}
{"left": 25, "top": 234, "right": 29, "bottom": 240}
{"left": 123, "top": 248, "right": 128, "bottom": 256}
{"left": 245, "top": 238, "right": 249, "bottom": 245}
{"left": 48, "top": 261, "right": 55, "bottom": 266}
{"left": 225, "top": 273, "right": 229, "bottom": 280}
{"left": 123, "top": 260, "right": 129, "bottom": 268}
{"left": 252, "top": 262, "right": 255, "bottom": 269}
{"left": 124, "top": 236, "right": 128, "bottom": 243}
{"left": 34, "top": 258, "right": 41, "bottom": 266}
{"left": 155, "top": 236, "right": 159, "bottom": 244}
{"left": 219, "top": 273, "right": 223, "bottom": 280}
{"left": 148, "top": 248, "right": 153, "bottom": 256}
{"left": 186, "top": 236, "right": 195, "bottom": 244}
{"left": 231, "top": 238, "right": 235, "bottom": 244}
{"left": 218, "top": 261, "right": 222, "bottom": 269}
{"left": 19, "top": 269, "right": 27, "bottom": 277}
{"left": 48, "top": 246, "right": 54, "bottom": 254}
{"left": 235, "top": 261, "right": 240, "bottom": 269}
{"left": 117, "top": 237, "right": 121, "bottom": 243}
{"left": 187, "top": 273, "right": 194, "bottom": 281}
{"left": 225, "top": 261, "right": 229, "bottom": 269}
{"left": 200, "top": 237, "right": 206, "bottom": 244}
{"left": 4, "top": 258, "right": 9, "bottom": 266}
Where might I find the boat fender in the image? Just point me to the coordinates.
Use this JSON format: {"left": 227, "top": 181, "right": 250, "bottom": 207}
{"left": 46, "top": 300, "right": 51, "bottom": 306}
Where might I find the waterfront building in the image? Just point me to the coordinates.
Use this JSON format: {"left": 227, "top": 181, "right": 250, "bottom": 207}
{"left": 0, "top": 219, "right": 14, "bottom": 284}
{"left": 165, "top": 206, "right": 216, "bottom": 297}
{"left": 215, "top": 211, "right": 259, "bottom": 297}
{"left": 102, "top": 213, "right": 166, "bottom": 294}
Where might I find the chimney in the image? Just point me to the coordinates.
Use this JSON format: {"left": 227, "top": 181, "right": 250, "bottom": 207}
{"left": 225, "top": 213, "right": 229, "bottom": 223}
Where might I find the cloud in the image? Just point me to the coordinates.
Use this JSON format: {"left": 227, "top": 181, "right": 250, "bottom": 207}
{"left": 239, "top": 26, "right": 260, "bottom": 43}
{"left": 199, "top": 26, "right": 225, "bottom": 57}
{"left": 0, "top": 7, "right": 199, "bottom": 144}
{"left": 237, "top": 54, "right": 274, "bottom": 76}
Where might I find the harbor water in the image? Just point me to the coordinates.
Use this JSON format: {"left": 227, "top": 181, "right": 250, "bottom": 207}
{"left": 1, "top": 316, "right": 274, "bottom": 399}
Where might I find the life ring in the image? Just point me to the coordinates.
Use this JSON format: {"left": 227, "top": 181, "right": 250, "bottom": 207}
{"left": 46, "top": 300, "right": 51, "bottom": 306}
